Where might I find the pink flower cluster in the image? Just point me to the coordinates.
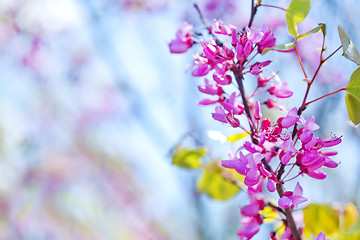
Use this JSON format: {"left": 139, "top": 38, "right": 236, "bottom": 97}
{"left": 169, "top": 20, "right": 294, "bottom": 129}
{"left": 169, "top": 18, "right": 342, "bottom": 240}
{"left": 220, "top": 108, "right": 341, "bottom": 238}
{"left": 223, "top": 108, "right": 341, "bottom": 184}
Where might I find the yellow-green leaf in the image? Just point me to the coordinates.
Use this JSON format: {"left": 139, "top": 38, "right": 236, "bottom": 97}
{"left": 303, "top": 204, "right": 340, "bottom": 238}
{"left": 296, "top": 24, "right": 325, "bottom": 42}
{"left": 347, "top": 67, "right": 360, "bottom": 98}
{"left": 338, "top": 25, "right": 360, "bottom": 65}
{"left": 172, "top": 148, "right": 206, "bottom": 168}
{"left": 227, "top": 132, "right": 249, "bottom": 143}
{"left": 345, "top": 93, "right": 360, "bottom": 125}
{"left": 346, "top": 67, "right": 360, "bottom": 125}
{"left": 286, "top": 0, "right": 311, "bottom": 37}
{"left": 197, "top": 165, "right": 240, "bottom": 200}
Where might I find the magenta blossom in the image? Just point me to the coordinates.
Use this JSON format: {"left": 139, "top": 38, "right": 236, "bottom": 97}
{"left": 213, "top": 19, "right": 234, "bottom": 35}
{"left": 257, "top": 27, "right": 276, "bottom": 53}
{"left": 250, "top": 61, "right": 271, "bottom": 75}
{"left": 169, "top": 22, "right": 194, "bottom": 53}
{"left": 278, "top": 182, "right": 307, "bottom": 209}
{"left": 212, "top": 106, "right": 240, "bottom": 127}
{"left": 257, "top": 72, "right": 276, "bottom": 88}
{"left": 269, "top": 81, "right": 293, "bottom": 98}
{"left": 198, "top": 78, "right": 223, "bottom": 95}
{"left": 281, "top": 107, "right": 299, "bottom": 128}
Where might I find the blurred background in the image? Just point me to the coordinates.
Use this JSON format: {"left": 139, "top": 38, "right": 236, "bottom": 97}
{"left": 0, "top": 0, "right": 359, "bottom": 239}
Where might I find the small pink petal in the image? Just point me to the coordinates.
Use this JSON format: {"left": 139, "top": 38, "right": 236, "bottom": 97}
{"left": 254, "top": 101, "right": 262, "bottom": 120}
{"left": 241, "top": 203, "right": 260, "bottom": 217}
{"left": 293, "top": 182, "right": 303, "bottom": 196}
{"left": 299, "top": 129, "right": 313, "bottom": 143}
{"left": 278, "top": 196, "right": 292, "bottom": 208}
{"left": 267, "top": 179, "right": 276, "bottom": 192}
{"left": 280, "top": 151, "right": 292, "bottom": 164}
{"left": 307, "top": 170, "right": 327, "bottom": 180}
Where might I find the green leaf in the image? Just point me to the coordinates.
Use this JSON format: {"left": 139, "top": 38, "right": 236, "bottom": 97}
{"left": 347, "top": 67, "right": 360, "bottom": 99}
{"left": 296, "top": 23, "right": 324, "bottom": 42}
{"left": 263, "top": 24, "right": 325, "bottom": 53}
{"left": 227, "top": 132, "right": 249, "bottom": 143}
{"left": 286, "top": 0, "right": 311, "bottom": 37}
{"left": 338, "top": 25, "right": 360, "bottom": 65}
{"left": 172, "top": 148, "right": 206, "bottom": 168}
{"left": 345, "top": 93, "right": 360, "bottom": 125}
{"left": 270, "top": 42, "right": 297, "bottom": 52}
{"left": 303, "top": 204, "right": 340, "bottom": 238}
{"left": 198, "top": 165, "right": 240, "bottom": 200}
{"left": 346, "top": 67, "right": 360, "bottom": 125}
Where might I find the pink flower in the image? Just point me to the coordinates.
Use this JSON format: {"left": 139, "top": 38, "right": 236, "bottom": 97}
{"left": 257, "top": 27, "right": 276, "bottom": 54}
{"left": 222, "top": 92, "right": 244, "bottom": 115}
{"left": 237, "top": 216, "right": 262, "bottom": 240}
{"left": 231, "top": 28, "right": 238, "bottom": 46}
{"left": 278, "top": 182, "right": 307, "bottom": 209}
{"left": 257, "top": 72, "right": 276, "bottom": 87}
{"left": 281, "top": 107, "right": 299, "bottom": 128}
{"left": 212, "top": 106, "right": 240, "bottom": 127}
{"left": 213, "top": 73, "right": 232, "bottom": 85}
{"left": 201, "top": 40, "right": 219, "bottom": 58}
{"left": 250, "top": 61, "right": 271, "bottom": 75}
{"left": 197, "top": 99, "right": 219, "bottom": 105}
{"left": 278, "top": 137, "right": 298, "bottom": 164}
{"left": 169, "top": 22, "right": 193, "bottom": 53}
{"left": 192, "top": 63, "right": 211, "bottom": 76}
{"left": 237, "top": 188, "right": 265, "bottom": 239}
{"left": 269, "top": 81, "right": 293, "bottom": 98}
{"left": 236, "top": 42, "right": 245, "bottom": 62}
{"left": 246, "top": 27, "right": 264, "bottom": 44}
{"left": 198, "top": 78, "right": 223, "bottom": 95}
{"left": 213, "top": 19, "right": 234, "bottom": 35}
{"left": 222, "top": 152, "right": 248, "bottom": 175}
{"left": 297, "top": 116, "right": 319, "bottom": 143}
{"left": 254, "top": 101, "right": 262, "bottom": 121}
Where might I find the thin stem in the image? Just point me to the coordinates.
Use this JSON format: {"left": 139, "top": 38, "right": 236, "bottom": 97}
{"left": 281, "top": 164, "right": 296, "bottom": 181}
{"left": 193, "top": 4, "right": 211, "bottom": 33}
{"left": 311, "top": 45, "right": 342, "bottom": 85}
{"left": 193, "top": 4, "right": 223, "bottom": 47}
{"left": 305, "top": 88, "right": 346, "bottom": 106}
{"left": 294, "top": 46, "right": 308, "bottom": 79}
{"left": 323, "top": 45, "right": 342, "bottom": 62}
{"left": 244, "top": 52, "right": 259, "bottom": 68}
{"left": 319, "top": 29, "right": 326, "bottom": 63}
{"left": 267, "top": 202, "right": 285, "bottom": 215}
{"left": 283, "top": 172, "right": 303, "bottom": 183}
{"left": 260, "top": 4, "right": 286, "bottom": 11}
